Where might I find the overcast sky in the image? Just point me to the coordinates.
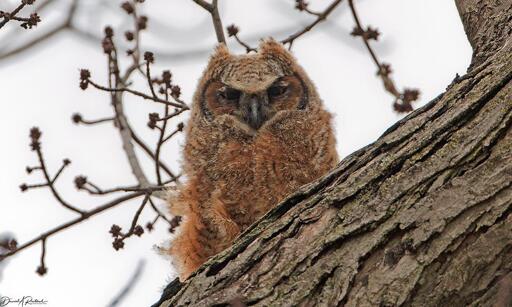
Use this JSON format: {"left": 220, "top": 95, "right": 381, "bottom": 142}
{"left": 0, "top": 0, "right": 472, "bottom": 306}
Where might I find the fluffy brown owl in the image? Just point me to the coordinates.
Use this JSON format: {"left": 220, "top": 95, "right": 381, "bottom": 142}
{"left": 167, "top": 39, "right": 338, "bottom": 280}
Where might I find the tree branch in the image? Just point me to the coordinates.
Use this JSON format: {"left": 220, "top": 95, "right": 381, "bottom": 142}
{"left": 192, "top": 0, "right": 226, "bottom": 44}
{"left": 0, "top": 0, "right": 77, "bottom": 60}
{"left": 281, "top": 0, "right": 343, "bottom": 47}
{"left": 107, "top": 260, "right": 146, "bottom": 307}
{"left": 0, "top": 191, "right": 146, "bottom": 262}
{"left": 0, "top": 0, "right": 39, "bottom": 29}
{"left": 348, "top": 0, "right": 419, "bottom": 112}
{"left": 155, "top": 1, "right": 512, "bottom": 303}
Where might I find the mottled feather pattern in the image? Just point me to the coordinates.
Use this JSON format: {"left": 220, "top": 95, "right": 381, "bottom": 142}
{"left": 167, "top": 39, "right": 338, "bottom": 280}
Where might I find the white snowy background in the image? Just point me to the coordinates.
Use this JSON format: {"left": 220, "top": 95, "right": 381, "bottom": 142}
{"left": 0, "top": 0, "right": 471, "bottom": 306}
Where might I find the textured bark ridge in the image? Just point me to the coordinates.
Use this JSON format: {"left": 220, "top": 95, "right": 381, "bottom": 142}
{"left": 156, "top": 1, "right": 512, "bottom": 306}
{"left": 455, "top": 0, "right": 512, "bottom": 67}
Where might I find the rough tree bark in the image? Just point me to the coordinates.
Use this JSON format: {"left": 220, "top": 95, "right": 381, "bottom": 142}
{"left": 155, "top": 0, "right": 512, "bottom": 306}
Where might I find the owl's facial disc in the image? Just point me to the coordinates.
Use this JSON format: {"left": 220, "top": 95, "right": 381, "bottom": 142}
{"left": 203, "top": 75, "right": 305, "bottom": 131}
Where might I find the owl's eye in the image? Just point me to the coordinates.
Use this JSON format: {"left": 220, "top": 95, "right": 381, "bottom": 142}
{"left": 267, "top": 84, "right": 288, "bottom": 98}
{"left": 219, "top": 87, "right": 241, "bottom": 101}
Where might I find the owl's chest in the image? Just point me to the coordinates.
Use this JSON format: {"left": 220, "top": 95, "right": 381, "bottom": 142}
{"left": 210, "top": 134, "right": 314, "bottom": 200}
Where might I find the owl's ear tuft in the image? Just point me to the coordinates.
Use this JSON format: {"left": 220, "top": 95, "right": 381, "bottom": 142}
{"left": 258, "top": 38, "right": 295, "bottom": 65}
{"left": 210, "top": 43, "right": 231, "bottom": 63}
{"left": 204, "top": 43, "right": 232, "bottom": 78}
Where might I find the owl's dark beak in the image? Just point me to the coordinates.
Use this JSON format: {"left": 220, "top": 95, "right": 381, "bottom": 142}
{"left": 240, "top": 94, "right": 268, "bottom": 130}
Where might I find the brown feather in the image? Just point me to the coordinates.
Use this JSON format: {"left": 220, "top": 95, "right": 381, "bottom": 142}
{"left": 167, "top": 39, "right": 339, "bottom": 280}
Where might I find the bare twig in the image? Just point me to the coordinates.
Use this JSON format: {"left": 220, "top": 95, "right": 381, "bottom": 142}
{"left": 155, "top": 90, "right": 169, "bottom": 185}
{"left": 112, "top": 90, "right": 152, "bottom": 190}
{"left": 21, "top": 128, "right": 84, "bottom": 215}
{"left": 75, "top": 2, "right": 188, "bottom": 201}
{"left": 74, "top": 176, "right": 141, "bottom": 196}
{"left": 144, "top": 54, "right": 159, "bottom": 100}
{"left": 226, "top": 0, "right": 343, "bottom": 51}
{"left": 86, "top": 78, "right": 188, "bottom": 109}
{"left": 210, "top": 0, "right": 226, "bottom": 44}
{"left": 148, "top": 198, "right": 171, "bottom": 224}
{"left": 191, "top": 0, "right": 212, "bottom": 11}
{"left": 103, "top": 23, "right": 152, "bottom": 191}
{"left": 0, "top": 0, "right": 40, "bottom": 29}
{"left": 192, "top": 0, "right": 226, "bottom": 43}
{"left": 226, "top": 25, "right": 256, "bottom": 53}
{"left": 72, "top": 113, "right": 114, "bottom": 125}
{"left": 162, "top": 125, "right": 183, "bottom": 144}
{"left": 110, "top": 194, "right": 150, "bottom": 250}
{"left": 130, "top": 129, "right": 179, "bottom": 181}
{"left": 11, "top": 123, "right": 171, "bottom": 273}
{"left": 36, "top": 238, "right": 47, "bottom": 275}
{"left": 281, "top": 0, "right": 344, "bottom": 47}
{"left": 121, "top": 1, "right": 147, "bottom": 81}
{"left": 0, "top": 0, "right": 77, "bottom": 60}
{"left": 6, "top": 0, "right": 188, "bottom": 277}
{"left": 0, "top": 191, "right": 147, "bottom": 262}
{"left": 347, "top": 0, "right": 419, "bottom": 112}
{"left": 0, "top": 233, "right": 17, "bottom": 282}
{"left": 107, "top": 259, "right": 146, "bottom": 307}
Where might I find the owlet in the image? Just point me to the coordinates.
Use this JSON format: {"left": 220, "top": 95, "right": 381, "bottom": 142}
{"left": 167, "top": 39, "right": 338, "bottom": 280}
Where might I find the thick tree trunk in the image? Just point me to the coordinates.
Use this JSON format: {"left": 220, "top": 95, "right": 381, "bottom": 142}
{"left": 155, "top": 1, "right": 512, "bottom": 306}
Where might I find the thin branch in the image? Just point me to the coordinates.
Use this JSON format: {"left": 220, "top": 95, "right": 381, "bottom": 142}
{"left": 129, "top": 128, "right": 178, "bottom": 181}
{"left": 22, "top": 128, "right": 84, "bottom": 215}
{"left": 20, "top": 182, "right": 48, "bottom": 190}
{"left": 7, "top": 0, "right": 186, "bottom": 277}
{"left": 145, "top": 214, "right": 161, "bottom": 232}
{"left": 0, "top": 191, "right": 147, "bottom": 262}
{"left": 192, "top": 0, "right": 226, "bottom": 44}
{"left": 0, "top": 0, "right": 39, "bottom": 29}
{"left": 162, "top": 126, "right": 182, "bottom": 144}
{"left": 122, "top": 194, "right": 149, "bottom": 238}
{"left": 191, "top": 0, "right": 212, "bottom": 11}
{"left": 303, "top": 7, "right": 322, "bottom": 17}
{"left": 226, "top": 0, "right": 343, "bottom": 51}
{"left": 148, "top": 197, "right": 172, "bottom": 225}
{"left": 36, "top": 238, "right": 47, "bottom": 275}
{"left": 147, "top": 198, "right": 182, "bottom": 234}
{"left": 112, "top": 91, "right": 152, "bottom": 189}
{"left": 210, "top": 0, "right": 226, "bottom": 44}
{"left": 72, "top": 113, "right": 114, "bottom": 125}
{"left": 347, "top": 0, "right": 419, "bottom": 112}
{"left": 107, "top": 260, "right": 146, "bottom": 307}
{"left": 145, "top": 57, "right": 159, "bottom": 100}
{"left": 74, "top": 176, "right": 141, "bottom": 195}
{"left": 106, "top": 35, "right": 152, "bottom": 190}
{"left": 75, "top": 178, "right": 167, "bottom": 196}
{"left": 87, "top": 79, "right": 188, "bottom": 109}
{"left": 51, "top": 159, "right": 69, "bottom": 182}
{"left": 122, "top": 1, "right": 144, "bottom": 82}
{"left": 121, "top": 186, "right": 167, "bottom": 193}
{"left": 348, "top": 0, "right": 379, "bottom": 68}
{"left": 155, "top": 88, "right": 170, "bottom": 185}
{"left": 110, "top": 194, "right": 150, "bottom": 250}
{"left": 281, "top": 0, "right": 344, "bottom": 47}
{"left": 228, "top": 28, "right": 256, "bottom": 53}
{"left": 0, "top": 0, "right": 77, "bottom": 60}
{"left": 154, "top": 108, "right": 187, "bottom": 122}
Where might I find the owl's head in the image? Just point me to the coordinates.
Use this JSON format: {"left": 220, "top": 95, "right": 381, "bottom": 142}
{"left": 191, "top": 39, "right": 322, "bottom": 133}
